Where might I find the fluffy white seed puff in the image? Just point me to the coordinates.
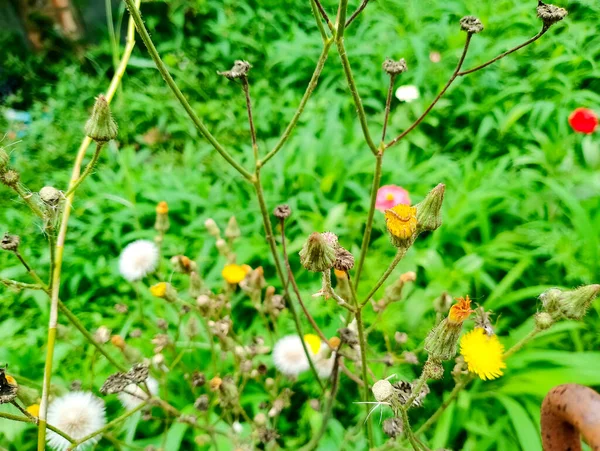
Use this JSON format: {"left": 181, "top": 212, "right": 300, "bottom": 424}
{"left": 118, "top": 376, "right": 159, "bottom": 410}
{"left": 46, "top": 392, "right": 106, "bottom": 451}
{"left": 395, "top": 85, "right": 420, "bottom": 103}
{"left": 119, "top": 240, "right": 159, "bottom": 282}
{"left": 273, "top": 335, "right": 312, "bottom": 377}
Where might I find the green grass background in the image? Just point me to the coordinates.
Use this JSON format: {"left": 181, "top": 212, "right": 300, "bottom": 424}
{"left": 1, "top": 0, "right": 599, "bottom": 449}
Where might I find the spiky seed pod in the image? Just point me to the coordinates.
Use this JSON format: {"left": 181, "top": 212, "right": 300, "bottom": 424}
{"left": 1, "top": 169, "right": 20, "bottom": 187}
{"left": 382, "top": 58, "right": 407, "bottom": 76}
{"left": 460, "top": 16, "right": 484, "bottom": 34}
{"left": 334, "top": 246, "right": 354, "bottom": 271}
{"left": 1, "top": 233, "right": 20, "bottom": 252}
{"left": 273, "top": 204, "right": 291, "bottom": 219}
{"left": 537, "top": 1, "right": 568, "bottom": 27}
{"left": 218, "top": 60, "right": 251, "bottom": 79}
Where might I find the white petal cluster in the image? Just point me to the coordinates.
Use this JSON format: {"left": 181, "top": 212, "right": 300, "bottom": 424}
{"left": 119, "top": 240, "right": 159, "bottom": 282}
{"left": 46, "top": 392, "right": 106, "bottom": 451}
{"left": 395, "top": 85, "right": 420, "bottom": 103}
{"left": 118, "top": 376, "right": 159, "bottom": 410}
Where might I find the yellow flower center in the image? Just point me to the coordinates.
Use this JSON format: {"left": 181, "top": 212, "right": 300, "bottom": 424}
{"left": 385, "top": 193, "right": 395, "bottom": 201}
{"left": 150, "top": 282, "right": 167, "bottom": 298}
{"left": 222, "top": 264, "right": 247, "bottom": 284}
{"left": 26, "top": 404, "right": 40, "bottom": 417}
{"left": 385, "top": 204, "right": 417, "bottom": 239}
{"left": 460, "top": 328, "right": 506, "bottom": 380}
{"left": 303, "top": 334, "right": 321, "bottom": 354}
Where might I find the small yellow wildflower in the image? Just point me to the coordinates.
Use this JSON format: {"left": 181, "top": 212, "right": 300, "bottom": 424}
{"left": 385, "top": 204, "right": 417, "bottom": 239}
{"left": 150, "top": 282, "right": 167, "bottom": 298}
{"left": 156, "top": 201, "right": 169, "bottom": 215}
{"left": 333, "top": 269, "right": 347, "bottom": 279}
{"left": 448, "top": 295, "right": 474, "bottom": 324}
{"left": 222, "top": 264, "right": 247, "bottom": 284}
{"left": 26, "top": 404, "right": 40, "bottom": 417}
{"left": 303, "top": 334, "right": 321, "bottom": 354}
{"left": 329, "top": 336, "right": 341, "bottom": 349}
{"left": 460, "top": 328, "right": 506, "bottom": 380}
{"left": 110, "top": 335, "right": 126, "bottom": 350}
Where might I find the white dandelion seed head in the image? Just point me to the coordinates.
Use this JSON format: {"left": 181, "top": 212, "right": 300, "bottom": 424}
{"left": 272, "top": 335, "right": 312, "bottom": 377}
{"left": 395, "top": 85, "right": 420, "bottom": 103}
{"left": 119, "top": 240, "right": 159, "bottom": 282}
{"left": 46, "top": 391, "right": 106, "bottom": 451}
{"left": 118, "top": 376, "right": 159, "bottom": 410}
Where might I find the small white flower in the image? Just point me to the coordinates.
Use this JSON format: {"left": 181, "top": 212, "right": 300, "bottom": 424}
{"left": 118, "top": 376, "right": 159, "bottom": 410}
{"left": 395, "top": 85, "right": 420, "bottom": 103}
{"left": 46, "top": 392, "right": 106, "bottom": 451}
{"left": 119, "top": 240, "right": 159, "bottom": 282}
{"left": 272, "top": 335, "right": 312, "bottom": 377}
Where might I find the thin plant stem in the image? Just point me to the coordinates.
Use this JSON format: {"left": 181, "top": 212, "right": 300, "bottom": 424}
{"left": 260, "top": 40, "right": 332, "bottom": 166}
{"left": 37, "top": 3, "right": 141, "bottom": 445}
{"left": 0, "top": 278, "right": 43, "bottom": 291}
{"left": 334, "top": 8, "right": 378, "bottom": 155}
{"left": 399, "top": 407, "right": 423, "bottom": 451}
{"left": 386, "top": 33, "right": 472, "bottom": 150}
{"left": 361, "top": 247, "right": 407, "bottom": 308}
{"left": 253, "top": 174, "right": 324, "bottom": 390}
{"left": 123, "top": 0, "right": 252, "bottom": 181}
{"left": 504, "top": 327, "right": 540, "bottom": 359}
{"left": 309, "top": 0, "right": 329, "bottom": 42}
{"left": 64, "top": 142, "right": 105, "bottom": 197}
{"left": 345, "top": 0, "right": 370, "bottom": 29}
{"left": 312, "top": 0, "right": 334, "bottom": 31}
{"left": 67, "top": 401, "right": 148, "bottom": 449}
{"left": 404, "top": 371, "right": 428, "bottom": 410}
{"left": 280, "top": 218, "right": 332, "bottom": 349}
{"left": 381, "top": 75, "right": 396, "bottom": 142}
{"left": 10, "top": 184, "right": 44, "bottom": 218}
{"left": 458, "top": 26, "right": 548, "bottom": 76}
{"left": 241, "top": 76, "right": 259, "bottom": 161}
{"left": 105, "top": 0, "right": 119, "bottom": 71}
{"left": 0, "top": 412, "right": 75, "bottom": 444}
{"left": 415, "top": 378, "right": 468, "bottom": 436}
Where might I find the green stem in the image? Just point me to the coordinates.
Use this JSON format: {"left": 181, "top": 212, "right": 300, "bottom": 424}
{"left": 0, "top": 278, "right": 43, "bottom": 291}
{"left": 352, "top": 305, "right": 374, "bottom": 447}
{"left": 123, "top": 0, "right": 252, "bottom": 181}
{"left": 64, "top": 142, "right": 105, "bottom": 197}
{"left": 504, "top": 327, "right": 540, "bottom": 359}
{"left": 309, "top": 0, "right": 329, "bottom": 42}
{"left": 361, "top": 247, "right": 406, "bottom": 308}
{"left": 399, "top": 408, "right": 422, "bottom": 451}
{"left": 11, "top": 184, "right": 45, "bottom": 218}
{"left": 415, "top": 378, "right": 468, "bottom": 436}
{"left": 260, "top": 40, "right": 332, "bottom": 166}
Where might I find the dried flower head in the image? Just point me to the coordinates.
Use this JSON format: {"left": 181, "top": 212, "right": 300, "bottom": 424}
{"left": 385, "top": 204, "right": 418, "bottom": 245}
{"left": 85, "top": 94, "right": 118, "bottom": 142}
{"left": 100, "top": 372, "right": 131, "bottom": 395}
{"left": 46, "top": 392, "right": 106, "bottom": 451}
{"left": 0, "top": 368, "right": 18, "bottom": 404}
{"left": 218, "top": 60, "right": 252, "bottom": 79}
{"left": 383, "top": 417, "right": 404, "bottom": 438}
{"left": 460, "top": 16, "right": 484, "bottom": 34}
{"left": 39, "top": 186, "right": 61, "bottom": 206}
{"left": 334, "top": 246, "right": 355, "bottom": 271}
{"left": 448, "top": 296, "right": 474, "bottom": 324}
{"left": 460, "top": 328, "right": 506, "bottom": 380}
{"left": 194, "top": 394, "right": 209, "bottom": 411}
{"left": 393, "top": 380, "right": 430, "bottom": 407}
{"left": 1, "top": 233, "right": 20, "bottom": 252}
{"left": 537, "top": 1, "right": 568, "bottom": 27}
{"left": 273, "top": 204, "right": 291, "bottom": 219}
{"left": 382, "top": 57, "right": 407, "bottom": 76}
{"left": 119, "top": 240, "right": 159, "bottom": 282}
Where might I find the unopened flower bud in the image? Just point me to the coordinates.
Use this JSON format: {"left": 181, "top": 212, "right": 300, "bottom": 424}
{"left": 534, "top": 312, "right": 554, "bottom": 330}
{"left": 540, "top": 288, "right": 562, "bottom": 313}
{"left": 394, "top": 332, "right": 408, "bottom": 344}
{"left": 273, "top": 204, "right": 291, "bottom": 219}
{"left": 383, "top": 418, "right": 404, "bottom": 439}
{"left": 382, "top": 58, "right": 407, "bottom": 76}
{"left": 425, "top": 296, "right": 472, "bottom": 361}
{"left": 218, "top": 60, "right": 251, "bottom": 80}
{"left": 85, "top": 94, "right": 118, "bottom": 142}
{"left": 1, "top": 233, "right": 20, "bottom": 252}
{"left": 154, "top": 201, "right": 170, "bottom": 233}
{"left": 460, "top": 16, "right": 484, "bottom": 34}
{"left": 537, "top": 1, "right": 567, "bottom": 27}
{"left": 554, "top": 285, "right": 600, "bottom": 320}
{"left": 39, "top": 186, "right": 61, "bottom": 206}
{"left": 433, "top": 292, "right": 453, "bottom": 314}
{"left": 204, "top": 218, "right": 220, "bottom": 237}
{"left": 299, "top": 232, "right": 337, "bottom": 272}
{"left": 416, "top": 184, "right": 445, "bottom": 233}
{"left": 1, "top": 169, "right": 20, "bottom": 187}
{"left": 94, "top": 326, "right": 111, "bottom": 344}
{"left": 215, "top": 239, "right": 229, "bottom": 256}
{"left": 254, "top": 412, "right": 267, "bottom": 426}
{"left": 225, "top": 216, "right": 240, "bottom": 240}
{"left": 333, "top": 246, "right": 354, "bottom": 271}
{"left": 423, "top": 357, "right": 444, "bottom": 380}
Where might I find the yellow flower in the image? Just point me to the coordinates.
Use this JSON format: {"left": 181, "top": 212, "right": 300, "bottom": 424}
{"left": 150, "top": 282, "right": 167, "bottom": 298}
{"left": 448, "top": 295, "right": 474, "bottom": 324}
{"left": 460, "top": 328, "right": 506, "bottom": 380}
{"left": 156, "top": 201, "right": 169, "bottom": 215}
{"left": 303, "top": 334, "right": 321, "bottom": 354}
{"left": 385, "top": 204, "right": 417, "bottom": 239}
{"left": 222, "top": 264, "right": 248, "bottom": 284}
{"left": 26, "top": 404, "right": 40, "bottom": 417}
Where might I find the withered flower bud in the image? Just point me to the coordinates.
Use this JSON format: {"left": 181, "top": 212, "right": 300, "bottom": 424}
{"left": 433, "top": 292, "right": 453, "bottom": 314}
{"left": 1, "top": 233, "right": 20, "bottom": 252}
{"left": 171, "top": 255, "right": 196, "bottom": 274}
{"left": 194, "top": 394, "right": 209, "bottom": 411}
{"left": 154, "top": 201, "right": 170, "bottom": 233}
{"left": 204, "top": 218, "right": 220, "bottom": 237}
{"left": 425, "top": 296, "right": 472, "bottom": 361}
{"left": 209, "top": 376, "right": 222, "bottom": 391}
{"left": 114, "top": 303, "right": 128, "bottom": 314}
{"left": 338, "top": 327, "right": 358, "bottom": 346}
{"left": 383, "top": 417, "right": 404, "bottom": 438}
{"left": 423, "top": 357, "right": 444, "bottom": 380}
{"left": 111, "top": 335, "right": 126, "bottom": 350}
{"left": 273, "top": 204, "right": 291, "bottom": 219}
{"left": 156, "top": 318, "right": 168, "bottom": 330}
{"left": 127, "top": 363, "right": 149, "bottom": 384}
{"left": 333, "top": 246, "right": 354, "bottom": 271}
{"left": 1, "top": 169, "right": 20, "bottom": 187}
{"left": 537, "top": 1, "right": 567, "bottom": 27}
{"left": 257, "top": 428, "right": 280, "bottom": 445}
{"left": 94, "top": 326, "right": 111, "bottom": 344}
{"left": 382, "top": 57, "right": 407, "bottom": 76}
{"left": 191, "top": 371, "right": 206, "bottom": 387}
{"left": 85, "top": 94, "right": 118, "bottom": 142}
{"left": 130, "top": 328, "right": 142, "bottom": 338}
{"left": 218, "top": 60, "right": 251, "bottom": 80}
{"left": 100, "top": 372, "right": 130, "bottom": 395}
{"left": 0, "top": 368, "right": 18, "bottom": 404}
{"left": 534, "top": 312, "right": 554, "bottom": 330}
{"left": 416, "top": 183, "right": 445, "bottom": 233}
{"left": 225, "top": 216, "right": 241, "bottom": 240}
{"left": 460, "top": 16, "right": 484, "bottom": 34}
{"left": 254, "top": 412, "right": 267, "bottom": 426}
{"left": 39, "top": 186, "right": 61, "bottom": 206}
{"left": 394, "top": 331, "right": 408, "bottom": 344}
{"left": 299, "top": 232, "right": 337, "bottom": 272}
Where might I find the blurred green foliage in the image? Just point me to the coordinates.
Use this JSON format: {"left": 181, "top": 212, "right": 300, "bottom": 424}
{"left": 1, "top": 0, "right": 599, "bottom": 449}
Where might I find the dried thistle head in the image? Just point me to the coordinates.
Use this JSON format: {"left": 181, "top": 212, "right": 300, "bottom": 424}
{"left": 460, "top": 16, "right": 484, "bottom": 34}
{"left": 382, "top": 57, "right": 407, "bottom": 76}
{"left": 218, "top": 60, "right": 252, "bottom": 80}
{"left": 537, "top": 1, "right": 567, "bottom": 27}
{"left": 333, "top": 246, "right": 354, "bottom": 271}
{"left": 85, "top": 94, "right": 118, "bottom": 142}
{"left": 273, "top": 204, "right": 291, "bottom": 219}
{"left": 39, "top": 186, "right": 61, "bottom": 206}
{"left": 1, "top": 233, "right": 20, "bottom": 252}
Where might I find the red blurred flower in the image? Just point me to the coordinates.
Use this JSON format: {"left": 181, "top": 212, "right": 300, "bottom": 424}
{"left": 568, "top": 108, "right": 598, "bottom": 134}
{"left": 375, "top": 185, "right": 411, "bottom": 212}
